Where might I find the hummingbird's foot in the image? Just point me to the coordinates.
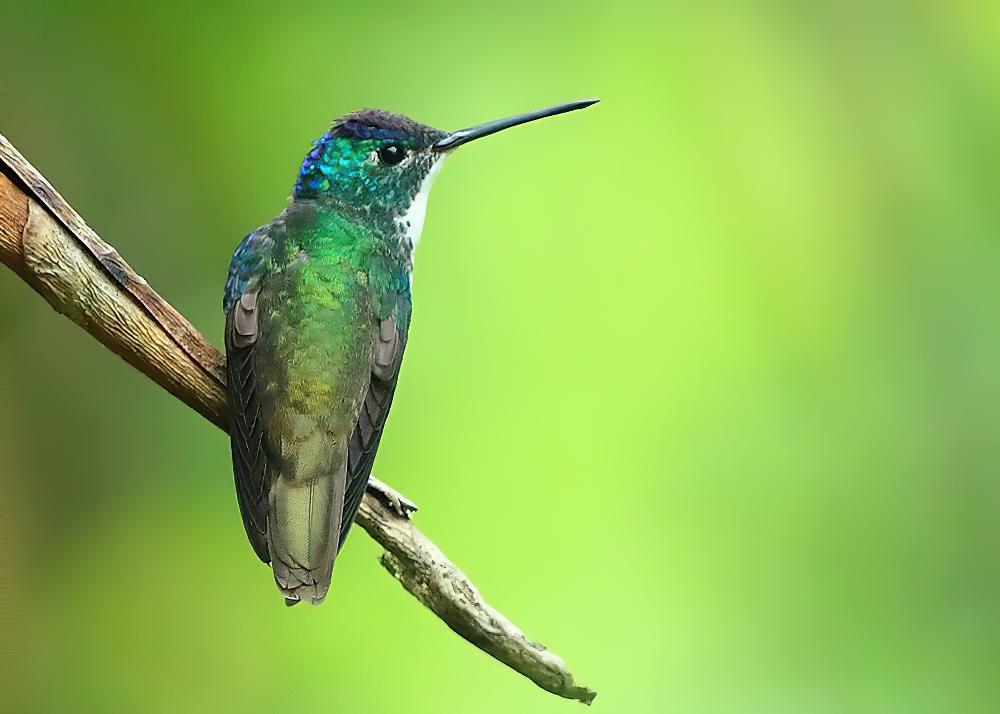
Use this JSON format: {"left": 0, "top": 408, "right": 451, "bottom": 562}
{"left": 367, "top": 476, "right": 418, "bottom": 518}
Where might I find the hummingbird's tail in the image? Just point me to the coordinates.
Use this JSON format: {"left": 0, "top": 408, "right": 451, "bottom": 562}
{"left": 266, "top": 459, "right": 346, "bottom": 605}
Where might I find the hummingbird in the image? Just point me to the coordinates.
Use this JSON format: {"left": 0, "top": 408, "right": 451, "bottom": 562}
{"left": 224, "top": 99, "right": 598, "bottom": 605}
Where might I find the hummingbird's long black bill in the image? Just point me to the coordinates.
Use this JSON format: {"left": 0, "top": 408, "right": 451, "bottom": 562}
{"left": 432, "top": 98, "right": 599, "bottom": 151}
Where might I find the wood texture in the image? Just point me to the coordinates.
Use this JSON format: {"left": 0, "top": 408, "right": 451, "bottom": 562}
{"left": 359, "top": 493, "right": 597, "bottom": 704}
{"left": 0, "top": 131, "right": 595, "bottom": 703}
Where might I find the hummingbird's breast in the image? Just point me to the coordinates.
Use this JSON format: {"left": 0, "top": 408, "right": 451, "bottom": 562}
{"left": 253, "top": 206, "right": 410, "bottom": 453}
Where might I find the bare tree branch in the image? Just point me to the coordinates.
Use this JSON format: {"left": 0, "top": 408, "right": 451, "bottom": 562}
{"left": 0, "top": 132, "right": 595, "bottom": 705}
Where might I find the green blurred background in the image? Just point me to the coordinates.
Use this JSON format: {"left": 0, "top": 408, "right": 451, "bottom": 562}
{"left": 1, "top": 1, "right": 999, "bottom": 712}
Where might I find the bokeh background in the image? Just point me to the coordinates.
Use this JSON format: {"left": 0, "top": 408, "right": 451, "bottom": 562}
{"left": 1, "top": 1, "right": 999, "bottom": 712}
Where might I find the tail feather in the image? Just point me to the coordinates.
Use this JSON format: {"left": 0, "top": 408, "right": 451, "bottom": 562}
{"left": 267, "top": 459, "right": 346, "bottom": 605}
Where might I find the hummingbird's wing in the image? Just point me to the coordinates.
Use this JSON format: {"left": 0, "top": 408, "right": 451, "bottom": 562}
{"left": 225, "top": 222, "right": 408, "bottom": 562}
{"left": 224, "top": 227, "right": 274, "bottom": 563}
{"left": 339, "top": 310, "right": 407, "bottom": 548}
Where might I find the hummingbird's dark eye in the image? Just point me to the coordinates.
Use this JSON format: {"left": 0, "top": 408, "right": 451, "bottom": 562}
{"left": 377, "top": 144, "right": 406, "bottom": 166}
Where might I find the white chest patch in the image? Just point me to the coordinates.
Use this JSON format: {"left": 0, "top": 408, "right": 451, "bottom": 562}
{"left": 396, "top": 156, "right": 445, "bottom": 256}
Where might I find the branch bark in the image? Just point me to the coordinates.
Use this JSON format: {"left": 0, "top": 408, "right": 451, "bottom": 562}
{"left": 0, "top": 132, "right": 595, "bottom": 705}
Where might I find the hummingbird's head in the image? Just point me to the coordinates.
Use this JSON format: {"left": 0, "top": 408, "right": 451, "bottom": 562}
{"left": 294, "top": 109, "right": 447, "bottom": 212}
{"left": 293, "top": 100, "right": 599, "bottom": 239}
